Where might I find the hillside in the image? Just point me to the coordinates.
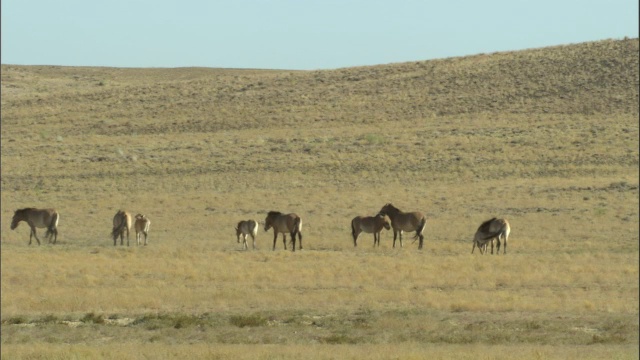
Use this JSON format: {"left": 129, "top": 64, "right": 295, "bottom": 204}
{"left": 1, "top": 38, "right": 638, "bottom": 137}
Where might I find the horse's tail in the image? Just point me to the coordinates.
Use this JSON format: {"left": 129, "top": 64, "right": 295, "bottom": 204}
{"left": 294, "top": 217, "right": 302, "bottom": 240}
{"left": 413, "top": 217, "right": 427, "bottom": 240}
{"left": 45, "top": 212, "right": 59, "bottom": 239}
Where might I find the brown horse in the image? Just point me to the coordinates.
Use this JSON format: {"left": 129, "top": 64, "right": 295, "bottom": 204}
{"left": 112, "top": 210, "right": 132, "bottom": 246}
{"left": 264, "top": 211, "right": 303, "bottom": 251}
{"left": 235, "top": 219, "right": 259, "bottom": 250}
{"left": 351, "top": 214, "right": 391, "bottom": 247}
{"left": 472, "top": 218, "right": 511, "bottom": 255}
{"left": 378, "top": 203, "right": 427, "bottom": 249}
{"left": 10, "top": 208, "right": 60, "bottom": 245}
{"left": 134, "top": 214, "right": 151, "bottom": 246}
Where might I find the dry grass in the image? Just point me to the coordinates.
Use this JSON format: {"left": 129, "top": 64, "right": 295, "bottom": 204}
{"left": 1, "top": 38, "right": 638, "bottom": 359}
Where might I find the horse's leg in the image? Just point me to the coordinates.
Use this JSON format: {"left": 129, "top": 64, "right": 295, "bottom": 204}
{"left": 272, "top": 232, "right": 278, "bottom": 251}
{"left": 282, "top": 234, "right": 287, "bottom": 250}
{"left": 418, "top": 234, "right": 424, "bottom": 250}
{"left": 251, "top": 233, "right": 256, "bottom": 250}
{"left": 144, "top": 231, "right": 148, "bottom": 246}
{"left": 496, "top": 237, "right": 502, "bottom": 255}
{"left": 126, "top": 228, "right": 130, "bottom": 246}
{"left": 503, "top": 234, "right": 507, "bottom": 254}
{"left": 498, "top": 234, "right": 507, "bottom": 255}
{"left": 298, "top": 231, "right": 303, "bottom": 250}
{"left": 52, "top": 228, "right": 57, "bottom": 244}
{"left": 392, "top": 230, "right": 397, "bottom": 248}
{"left": 30, "top": 226, "right": 41, "bottom": 245}
{"left": 399, "top": 231, "right": 403, "bottom": 248}
{"left": 290, "top": 231, "right": 296, "bottom": 252}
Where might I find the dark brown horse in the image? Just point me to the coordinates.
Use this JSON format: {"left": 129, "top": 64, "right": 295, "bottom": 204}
{"left": 351, "top": 213, "right": 391, "bottom": 247}
{"left": 10, "top": 208, "right": 59, "bottom": 245}
{"left": 112, "top": 210, "right": 132, "bottom": 246}
{"left": 378, "top": 203, "right": 427, "bottom": 249}
{"left": 472, "top": 218, "right": 511, "bottom": 255}
{"left": 264, "top": 211, "right": 303, "bottom": 251}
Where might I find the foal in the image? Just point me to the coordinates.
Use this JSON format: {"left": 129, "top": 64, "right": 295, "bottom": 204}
{"left": 235, "top": 219, "right": 259, "bottom": 250}
{"left": 134, "top": 214, "right": 151, "bottom": 246}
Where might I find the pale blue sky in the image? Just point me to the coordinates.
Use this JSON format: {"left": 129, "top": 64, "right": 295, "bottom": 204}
{"left": 2, "top": 0, "right": 638, "bottom": 70}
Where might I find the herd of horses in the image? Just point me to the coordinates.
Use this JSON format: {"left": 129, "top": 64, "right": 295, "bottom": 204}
{"left": 9, "top": 203, "right": 511, "bottom": 254}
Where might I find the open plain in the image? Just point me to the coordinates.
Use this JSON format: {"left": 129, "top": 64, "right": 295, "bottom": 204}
{"left": 1, "top": 38, "right": 638, "bottom": 359}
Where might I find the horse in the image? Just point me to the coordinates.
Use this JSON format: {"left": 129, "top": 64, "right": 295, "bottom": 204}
{"left": 378, "top": 203, "right": 427, "bottom": 249}
{"left": 235, "top": 219, "right": 258, "bottom": 250}
{"left": 10, "top": 208, "right": 59, "bottom": 245}
{"left": 112, "top": 210, "right": 132, "bottom": 246}
{"left": 351, "top": 213, "right": 391, "bottom": 247}
{"left": 264, "top": 211, "right": 303, "bottom": 251}
{"left": 471, "top": 217, "right": 511, "bottom": 255}
{"left": 134, "top": 214, "right": 151, "bottom": 246}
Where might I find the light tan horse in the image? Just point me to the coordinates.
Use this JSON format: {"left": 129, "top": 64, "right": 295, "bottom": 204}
{"left": 378, "top": 203, "right": 427, "bottom": 249}
{"left": 10, "top": 208, "right": 59, "bottom": 245}
{"left": 264, "top": 211, "right": 303, "bottom": 251}
{"left": 471, "top": 217, "right": 511, "bottom": 255}
{"left": 112, "top": 210, "right": 132, "bottom": 246}
{"left": 134, "top": 214, "right": 151, "bottom": 246}
{"left": 351, "top": 213, "right": 391, "bottom": 247}
{"left": 235, "top": 219, "right": 259, "bottom": 250}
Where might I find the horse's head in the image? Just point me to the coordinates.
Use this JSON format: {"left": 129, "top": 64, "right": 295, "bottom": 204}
{"left": 135, "top": 214, "right": 145, "bottom": 220}
{"left": 379, "top": 203, "right": 396, "bottom": 215}
{"left": 235, "top": 226, "right": 241, "bottom": 242}
{"left": 264, "top": 211, "right": 280, "bottom": 231}
{"left": 380, "top": 214, "right": 392, "bottom": 230}
{"left": 10, "top": 210, "right": 23, "bottom": 230}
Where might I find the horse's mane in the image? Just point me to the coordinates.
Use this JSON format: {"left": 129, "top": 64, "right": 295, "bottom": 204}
{"left": 380, "top": 203, "right": 400, "bottom": 214}
{"left": 267, "top": 211, "right": 283, "bottom": 216}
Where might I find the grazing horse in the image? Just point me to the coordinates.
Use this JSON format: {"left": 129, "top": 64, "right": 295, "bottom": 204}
{"left": 235, "top": 219, "right": 258, "bottom": 250}
{"left": 471, "top": 217, "right": 511, "bottom": 255}
{"left": 351, "top": 214, "right": 391, "bottom": 247}
{"left": 378, "top": 203, "right": 427, "bottom": 249}
{"left": 264, "top": 211, "right": 303, "bottom": 251}
{"left": 134, "top": 214, "right": 151, "bottom": 246}
{"left": 112, "top": 210, "right": 132, "bottom": 246}
{"left": 10, "top": 208, "right": 59, "bottom": 245}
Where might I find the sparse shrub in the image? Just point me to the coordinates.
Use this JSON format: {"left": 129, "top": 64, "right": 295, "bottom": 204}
{"left": 172, "top": 314, "right": 201, "bottom": 329}
{"left": 5, "top": 316, "right": 28, "bottom": 325}
{"left": 321, "top": 333, "right": 360, "bottom": 344}
{"left": 81, "top": 312, "right": 104, "bottom": 324}
{"left": 41, "top": 314, "right": 59, "bottom": 324}
{"left": 229, "top": 314, "right": 267, "bottom": 328}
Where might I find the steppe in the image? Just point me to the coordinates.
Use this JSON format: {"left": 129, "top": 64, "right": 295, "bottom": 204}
{"left": 1, "top": 38, "right": 638, "bottom": 359}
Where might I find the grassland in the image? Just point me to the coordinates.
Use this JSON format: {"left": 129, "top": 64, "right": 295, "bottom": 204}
{"left": 1, "top": 38, "right": 638, "bottom": 359}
